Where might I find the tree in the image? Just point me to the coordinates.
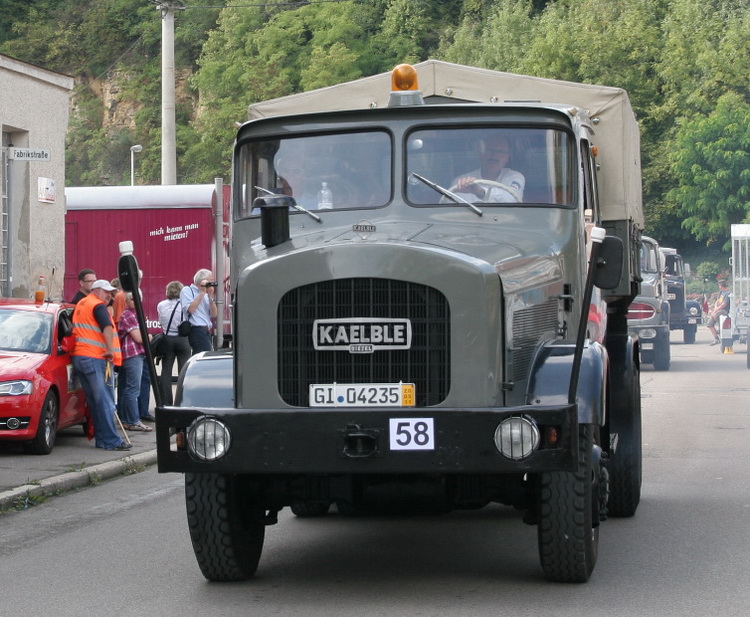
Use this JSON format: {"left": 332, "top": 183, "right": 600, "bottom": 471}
{"left": 667, "top": 92, "right": 750, "bottom": 250}
{"left": 438, "top": 0, "right": 536, "bottom": 71}
{"left": 657, "top": 0, "right": 750, "bottom": 117}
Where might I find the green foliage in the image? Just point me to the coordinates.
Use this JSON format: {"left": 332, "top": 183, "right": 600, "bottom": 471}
{"left": 0, "top": 0, "right": 48, "bottom": 46}
{"left": 658, "top": 0, "right": 750, "bottom": 116}
{"left": 667, "top": 92, "right": 750, "bottom": 250}
{"left": 439, "top": 0, "right": 536, "bottom": 71}
{"left": 696, "top": 261, "right": 726, "bottom": 285}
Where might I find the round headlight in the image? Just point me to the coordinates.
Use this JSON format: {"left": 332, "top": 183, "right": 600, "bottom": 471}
{"left": 494, "top": 416, "right": 540, "bottom": 460}
{"left": 187, "top": 416, "right": 231, "bottom": 461}
{"left": 688, "top": 306, "right": 699, "bottom": 316}
{"left": 639, "top": 328, "right": 657, "bottom": 339}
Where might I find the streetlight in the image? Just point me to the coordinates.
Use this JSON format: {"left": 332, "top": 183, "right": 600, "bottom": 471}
{"left": 130, "top": 144, "right": 143, "bottom": 185}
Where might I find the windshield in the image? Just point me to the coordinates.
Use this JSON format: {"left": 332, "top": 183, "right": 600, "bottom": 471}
{"left": 406, "top": 127, "right": 575, "bottom": 206}
{"left": 0, "top": 309, "right": 52, "bottom": 354}
{"left": 236, "top": 131, "right": 391, "bottom": 218}
{"left": 640, "top": 243, "right": 659, "bottom": 274}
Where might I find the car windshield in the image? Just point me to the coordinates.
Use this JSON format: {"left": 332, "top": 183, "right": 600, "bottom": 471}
{"left": 0, "top": 310, "right": 53, "bottom": 354}
{"left": 235, "top": 130, "right": 392, "bottom": 218}
{"left": 406, "top": 127, "right": 575, "bottom": 206}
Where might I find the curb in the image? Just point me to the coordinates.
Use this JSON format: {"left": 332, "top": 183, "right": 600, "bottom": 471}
{"left": 0, "top": 449, "right": 158, "bottom": 511}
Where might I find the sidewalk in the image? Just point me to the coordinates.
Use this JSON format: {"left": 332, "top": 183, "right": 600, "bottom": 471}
{"left": 0, "top": 422, "right": 159, "bottom": 511}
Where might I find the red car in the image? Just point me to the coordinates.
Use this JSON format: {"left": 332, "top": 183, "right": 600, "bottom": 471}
{"left": 0, "top": 299, "right": 88, "bottom": 454}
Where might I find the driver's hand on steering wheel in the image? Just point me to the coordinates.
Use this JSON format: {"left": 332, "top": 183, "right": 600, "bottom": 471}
{"left": 455, "top": 176, "right": 485, "bottom": 198}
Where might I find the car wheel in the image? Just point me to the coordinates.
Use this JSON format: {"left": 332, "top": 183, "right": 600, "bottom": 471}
{"left": 683, "top": 325, "right": 696, "bottom": 344}
{"left": 185, "top": 472, "right": 266, "bottom": 581}
{"left": 537, "top": 424, "right": 599, "bottom": 582}
{"left": 653, "top": 338, "right": 670, "bottom": 371}
{"left": 24, "top": 390, "right": 59, "bottom": 455}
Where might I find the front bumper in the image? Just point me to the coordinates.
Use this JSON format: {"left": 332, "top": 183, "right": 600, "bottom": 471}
{"left": 156, "top": 404, "right": 578, "bottom": 475}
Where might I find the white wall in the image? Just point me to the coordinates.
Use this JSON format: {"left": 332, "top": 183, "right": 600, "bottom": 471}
{"left": 0, "top": 54, "right": 74, "bottom": 299}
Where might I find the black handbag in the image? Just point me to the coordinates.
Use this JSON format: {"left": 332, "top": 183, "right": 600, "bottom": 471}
{"left": 178, "top": 290, "right": 193, "bottom": 336}
{"left": 150, "top": 333, "right": 166, "bottom": 358}
{"left": 156, "top": 302, "right": 181, "bottom": 355}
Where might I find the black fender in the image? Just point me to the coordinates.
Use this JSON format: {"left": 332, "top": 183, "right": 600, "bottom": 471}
{"left": 526, "top": 340, "right": 607, "bottom": 425}
{"left": 174, "top": 350, "right": 235, "bottom": 408}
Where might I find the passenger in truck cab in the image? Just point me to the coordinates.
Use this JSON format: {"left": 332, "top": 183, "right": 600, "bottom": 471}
{"left": 272, "top": 137, "right": 368, "bottom": 210}
{"left": 450, "top": 133, "right": 525, "bottom": 203}
{"left": 275, "top": 142, "right": 331, "bottom": 209}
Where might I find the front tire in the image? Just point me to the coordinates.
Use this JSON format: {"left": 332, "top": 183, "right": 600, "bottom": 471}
{"left": 24, "top": 390, "right": 58, "bottom": 455}
{"left": 537, "top": 425, "right": 599, "bottom": 583}
{"left": 683, "top": 325, "right": 696, "bottom": 344}
{"left": 185, "top": 473, "right": 266, "bottom": 581}
{"left": 653, "top": 337, "right": 670, "bottom": 371}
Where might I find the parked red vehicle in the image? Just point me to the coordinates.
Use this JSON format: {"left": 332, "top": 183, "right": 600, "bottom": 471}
{"left": 0, "top": 299, "right": 88, "bottom": 454}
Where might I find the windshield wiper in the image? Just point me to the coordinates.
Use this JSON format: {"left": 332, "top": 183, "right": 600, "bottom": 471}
{"left": 410, "top": 173, "right": 483, "bottom": 217}
{"left": 254, "top": 186, "right": 322, "bottom": 223}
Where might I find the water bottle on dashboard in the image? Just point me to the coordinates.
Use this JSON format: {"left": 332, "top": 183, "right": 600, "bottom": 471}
{"left": 317, "top": 182, "right": 333, "bottom": 209}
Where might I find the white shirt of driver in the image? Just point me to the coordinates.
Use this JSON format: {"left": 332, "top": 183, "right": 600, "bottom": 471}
{"left": 452, "top": 167, "right": 525, "bottom": 203}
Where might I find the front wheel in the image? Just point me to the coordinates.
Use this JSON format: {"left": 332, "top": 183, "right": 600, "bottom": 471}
{"left": 185, "top": 473, "right": 266, "bottom": 581}
{"left": 537, "top": 425, "right": 599, "bottom": 583}
{"left": 683, "top": 325, "right": 696, "bottom": 344}
{"left": 653, "top": 337, "right": 671, "bottom": 371}
{"left": 24, "top": 390, "right": 58, "bottom": 455}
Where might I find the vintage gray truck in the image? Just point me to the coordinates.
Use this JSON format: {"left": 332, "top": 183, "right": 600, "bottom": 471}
{"left": 661, "top": 246, "right": 701, "bottom": 344}
{"left": 156, "top": 60, "right": 644, "bottom": 583}
{"left": 628, "top": 235, "right": 671, "bottom": 370}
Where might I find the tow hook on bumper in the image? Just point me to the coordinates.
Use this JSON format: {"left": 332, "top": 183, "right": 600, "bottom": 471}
{"left": 341, "top": 424, "right": 380, "bottom": 458}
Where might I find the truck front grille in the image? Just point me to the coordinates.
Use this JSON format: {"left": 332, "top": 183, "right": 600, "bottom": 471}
{"left": 512, "top": 298, "right": 559, "bottom": 381}
{"left": 278, "top": 278, "right": 450, "bottom": 407}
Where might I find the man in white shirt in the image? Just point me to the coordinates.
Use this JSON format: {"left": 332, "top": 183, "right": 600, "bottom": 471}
{"left": 451, "top": 134, "right": 525, "bottom": 203}
{"left": 180, "top": 268, "right": 218, "bottom": 354}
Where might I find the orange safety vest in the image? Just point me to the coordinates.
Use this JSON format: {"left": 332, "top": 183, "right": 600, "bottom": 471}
{"left": 72, "top": 293, "right": 123, "bottom": 366}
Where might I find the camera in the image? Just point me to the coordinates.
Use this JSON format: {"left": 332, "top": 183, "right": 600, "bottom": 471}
{"left": 204, "top": 281, "right": 218, "bottom": 288}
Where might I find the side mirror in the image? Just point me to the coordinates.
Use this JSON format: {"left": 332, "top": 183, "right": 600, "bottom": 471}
{"left": 594, "top": 235, "right": 624, "bottom": 290}
{"left": 255, "top": 195, "right": 294, "bottom": 248}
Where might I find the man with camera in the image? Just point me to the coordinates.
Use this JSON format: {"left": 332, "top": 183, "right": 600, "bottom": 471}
{"left": 180, "top": 268, "right": 218, "bottom": 354}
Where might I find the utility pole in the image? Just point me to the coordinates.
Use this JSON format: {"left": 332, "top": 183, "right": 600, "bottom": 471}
{"left": 157, "top": 0, "right": 183, "bottom": 185}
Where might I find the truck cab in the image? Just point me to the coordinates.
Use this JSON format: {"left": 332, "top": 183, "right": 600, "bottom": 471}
{"left": 628, "top": 236, "right": 670, "bottom": 370}
{"left": 661, "top": 247, "right": 700, "bottom": 344}
{"left": 156, "top": 61, "right": 643, "bottom": 584}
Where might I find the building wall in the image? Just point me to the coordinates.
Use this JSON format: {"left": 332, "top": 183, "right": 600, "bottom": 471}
{"left": 0, "top": 54, "right": 73, "bottom": 299}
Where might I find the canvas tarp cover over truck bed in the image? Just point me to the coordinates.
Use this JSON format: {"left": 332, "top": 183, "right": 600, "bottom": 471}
{"left": 247, "top": 59, "right": 643, "bottom": 228}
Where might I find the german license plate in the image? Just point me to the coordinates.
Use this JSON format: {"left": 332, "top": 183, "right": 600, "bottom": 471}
{"left": 309, "top": 383, "right": 416, "bottom": 407}
{"left": 688, "top": 318, "right": 697, "bottom": 324}
{"left": 641, "top": 342, "right": 654, "bottom": 350}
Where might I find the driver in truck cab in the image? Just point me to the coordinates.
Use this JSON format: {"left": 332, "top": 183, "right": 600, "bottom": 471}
{"left": 451, "top": 133, "right": 525, "bottom": 203}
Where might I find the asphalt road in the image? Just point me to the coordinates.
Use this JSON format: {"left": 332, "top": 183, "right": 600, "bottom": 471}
{"left": 1, "top": 326, "right": 749, "bottom": 617}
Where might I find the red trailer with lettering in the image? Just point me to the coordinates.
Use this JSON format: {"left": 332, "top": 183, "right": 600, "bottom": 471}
{"left": 64, "top": 184, "right": 230, "bottom": 336}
